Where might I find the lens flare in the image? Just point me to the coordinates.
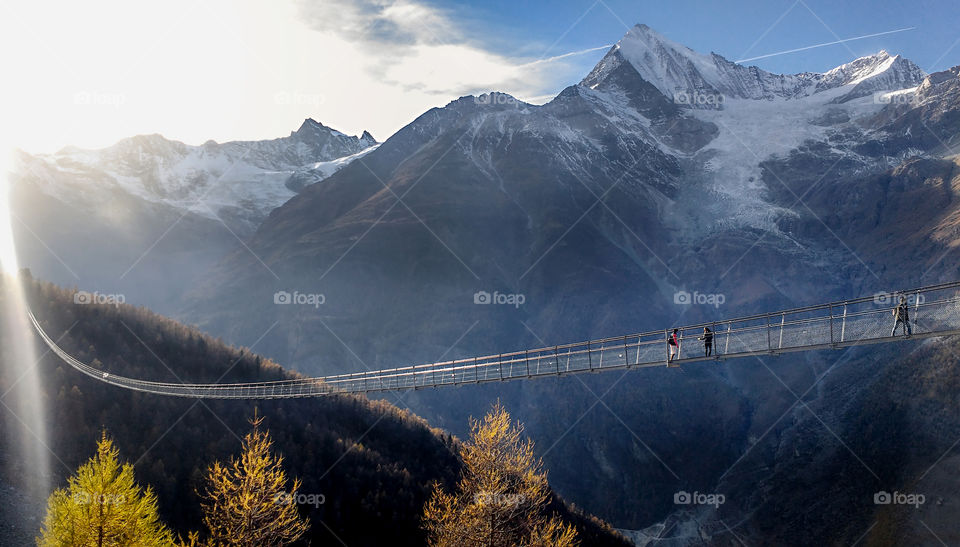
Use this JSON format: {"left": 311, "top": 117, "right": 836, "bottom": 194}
{"left": 0, "top": 147, "right": 18, "bottom": 274}
{"left": 0, "top": 144, "right": 49, "bottom": 503}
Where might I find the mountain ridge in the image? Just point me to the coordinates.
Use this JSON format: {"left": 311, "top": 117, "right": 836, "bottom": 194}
{"left": 18, "top": 118, "right": 378, "bottom": 234}
{"left": 9, "top": 118, "right": 381, "bottom": 315}
{"left": 584, "top": 23, "right": 926, "bottom": 106}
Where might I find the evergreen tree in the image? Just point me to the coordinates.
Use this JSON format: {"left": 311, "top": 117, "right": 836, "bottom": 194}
{"left": 199, "top": 414, "right": 309, "bottom": 546}
{"left": 422, "top": 403, "right": 578, "bottom": 547}
{"left": 36, "top": 432, "right": 175, "bottom": 547}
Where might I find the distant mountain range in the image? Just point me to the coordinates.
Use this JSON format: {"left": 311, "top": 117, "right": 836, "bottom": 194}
{"left": 11, "top": 119, "right": 376, "bottom": 313}
{"left": 588, "top": 25, "right": 925, "bottom": 104}
{"left": 17, "top": 118, "right": 376, "bottom": 234}
{"left": 12, "top": 23, "right": 960, "bottom": 545}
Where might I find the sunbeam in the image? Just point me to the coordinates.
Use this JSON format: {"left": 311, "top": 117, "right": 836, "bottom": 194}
{"left": 0, "top": 144, "right": 49, "bottom": 505}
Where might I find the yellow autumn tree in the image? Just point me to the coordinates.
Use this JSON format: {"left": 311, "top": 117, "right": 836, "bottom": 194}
{"left": 422, "top": 403, "right": 578, "bottom": 547}
{"left": 36, "top": 431, "right": 176, "bottom": 547}
{"left": 198, "top": 414, "right": 309, "bottom": 546}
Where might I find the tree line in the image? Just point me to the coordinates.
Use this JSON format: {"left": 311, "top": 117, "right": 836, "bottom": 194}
{"left": 38, "top": 404, "right": 600, "bottom": 546}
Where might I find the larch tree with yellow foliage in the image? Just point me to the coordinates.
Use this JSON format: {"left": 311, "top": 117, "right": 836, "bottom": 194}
{"left": 198, "top": 414, "right": 309, "bottom": 546}
{"left": 422, "top": 403, "right": 578, "bottom": 547}
{"left": 36, "top": 432, "right": 176, "bottom": 547}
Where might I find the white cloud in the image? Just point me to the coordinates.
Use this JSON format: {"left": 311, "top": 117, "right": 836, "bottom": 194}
{"left": 295, "top": 0, "right": 594, "bottom": 98}
{"left": 0, "top": 0, "right": 606, "bottom": 153}
{"left": 297, "top": 0, "right": 457, "bottom": 49}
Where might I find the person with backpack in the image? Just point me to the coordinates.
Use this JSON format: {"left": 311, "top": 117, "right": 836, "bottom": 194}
{"left": 892, "top": 295, "right": 912, "bottom": 336}
{"left": 700, "top": 326, "right": 714, "bottom": 357}
{"left": 667, "top": 328, "right": 680, "bottom": 364}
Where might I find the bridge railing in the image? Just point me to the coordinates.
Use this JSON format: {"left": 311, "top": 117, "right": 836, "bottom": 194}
{"left": 320, "top": 282, "right": 960, "bottom": 394}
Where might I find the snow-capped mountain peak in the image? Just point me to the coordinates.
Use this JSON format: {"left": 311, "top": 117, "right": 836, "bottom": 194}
{"left": 293, "top": 117, "right": 342, "bottom": 137}
{"left": 822, "top": 50, "right": 897, "bottom": 85}
{"left": 585, "top": 24, "right": 925, "bottom": 105}
{"left": 576, "top": 24, "right": 932, "bottom": 237}
{"left": 598, "top": 24, "right": 728, "bottom": 99}
{"left": 359, "top": 130, "right": 377, "bottom": 148}
{"left": 817, "top": 50, "right": 926, "bottom": 101}
{"left": 16, "top": 120, "right": 380, "bottom": 235}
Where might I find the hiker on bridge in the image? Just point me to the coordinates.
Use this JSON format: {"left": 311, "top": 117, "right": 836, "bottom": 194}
{"left": 700, "top": 326, "right": 714, "bottom": 357}
{"left": 892, "top": 295, "right": 912, "bottom": 336}
{"left": 668, "top": 328, "right": 680, "bottom": 363}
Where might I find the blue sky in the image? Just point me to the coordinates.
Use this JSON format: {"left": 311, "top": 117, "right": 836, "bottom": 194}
{"left": 451, "top": 0, "right": 960, "bottom": 76}
{"left": 3, "top": 0, "right": 958, "bottom": 153}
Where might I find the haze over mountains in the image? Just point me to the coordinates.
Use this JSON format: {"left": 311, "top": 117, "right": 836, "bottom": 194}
{"left": 10, "top": 23, "right": 960, "bottom": 544}
{"left": 11, "top": 119, "right": 376, "bottom": 313}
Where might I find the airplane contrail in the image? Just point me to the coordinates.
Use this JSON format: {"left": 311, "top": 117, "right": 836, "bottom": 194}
{"left": 521, "top": 44, "right": 614, "bottom": 68}
{"left": 736, "top": 27, "right": 915, "bottom": 63}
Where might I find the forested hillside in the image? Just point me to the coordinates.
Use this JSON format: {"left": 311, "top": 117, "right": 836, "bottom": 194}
{"left": 0, "top": 273, "right": 628, "bottom": 546}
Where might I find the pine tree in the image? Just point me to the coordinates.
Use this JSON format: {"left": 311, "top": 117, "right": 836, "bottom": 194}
{"left": 422, "top": 403, "right": 578, "bottom": 547}
{"left": 199, "top": 414, "right": 309, "bottom": 546}
{"left": 36, "top": 432, "right": 175, "bottom": 547}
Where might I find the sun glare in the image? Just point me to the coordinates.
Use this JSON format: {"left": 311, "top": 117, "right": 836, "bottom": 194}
{"left": 0, "top": 146, "right": 19, "bottom": 275}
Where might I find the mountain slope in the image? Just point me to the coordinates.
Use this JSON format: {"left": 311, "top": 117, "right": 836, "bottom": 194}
{"left": 0, "top": 274, "right": 629, "bottom": 546}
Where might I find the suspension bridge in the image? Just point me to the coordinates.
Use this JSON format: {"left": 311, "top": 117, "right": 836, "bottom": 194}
{"left": 27, "top": 281, "right": 960, "bottom": 399}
